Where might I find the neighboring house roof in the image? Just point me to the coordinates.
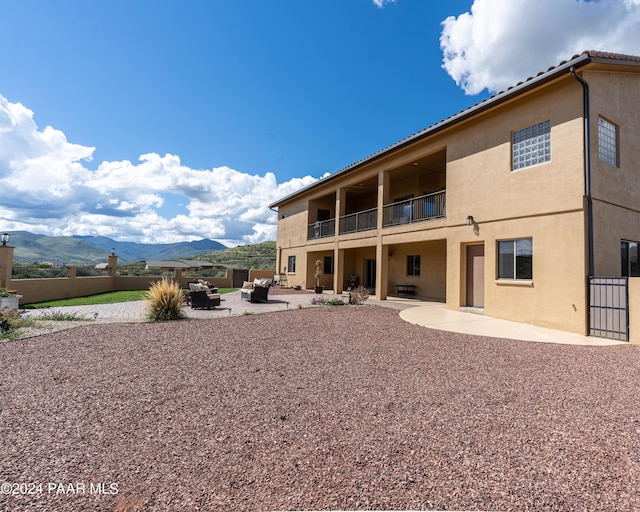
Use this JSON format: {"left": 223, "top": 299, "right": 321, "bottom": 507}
{"left": 144, "top": 260, "right": 247, "bottom": 271}
{"left": 270, "top": 50, "right": 640, "bottom": 209}
{"left": 145, "top": 259, "right": 217, "bottom": 270}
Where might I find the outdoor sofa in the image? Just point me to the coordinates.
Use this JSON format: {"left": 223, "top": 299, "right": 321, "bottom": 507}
{"left": 240, "top": 278, "right": 272, "bottom": 303}
{"left": 188, "top": 282, "right": 221, "bottom": 309}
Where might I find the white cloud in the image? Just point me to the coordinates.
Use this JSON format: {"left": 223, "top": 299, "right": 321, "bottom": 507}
{"left": 0, "top": 94, "right": 317, "bottom": 246}
{"left": 372, "top": 0, "right": 397, "bottom": 8}
{"left": 440, "top": 0, "right": 640, "bottom": 95}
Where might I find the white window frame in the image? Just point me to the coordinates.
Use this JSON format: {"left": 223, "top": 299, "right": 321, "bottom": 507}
{"left": 512, "top": 120, "right": 551, "bottom": 171}
{"left": 287, "top": 255, "right": 296, "bottom": 273}
{"left": 497, "top": 238, "right": 533, "bottom": 280}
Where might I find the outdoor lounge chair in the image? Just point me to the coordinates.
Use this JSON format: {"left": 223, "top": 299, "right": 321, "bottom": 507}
{"left": 189, "top": 290, "right": 221, "bottom": 309}
{"left": 240, "top": 278, "right": 272, "bottom": 303}
{"left": 188, "top": 282, "right": 221, "bottom": 309}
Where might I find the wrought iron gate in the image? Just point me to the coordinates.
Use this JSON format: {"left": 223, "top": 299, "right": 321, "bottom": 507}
{"left": 589, "top": 276, "right": 628, "bottom": 341}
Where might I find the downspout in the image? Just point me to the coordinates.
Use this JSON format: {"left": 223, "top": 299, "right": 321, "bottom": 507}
{"left": 269, "top": 205, "right": 281, "bottom": 273}
{"left": 571, "top": 66, "right": 594, "bottom": 278}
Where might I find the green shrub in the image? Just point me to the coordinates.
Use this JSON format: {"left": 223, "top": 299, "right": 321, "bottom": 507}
{"left": 311, "top": 296, "right": 346, "bottom": 306}
{"left": 145, "top": 278, "right": 186, "bottom": 321}
{"left": 349, "top": 286, "right": 370, "bottom": 305}
{"left": 0, "top": 307, "right": 36, "bottom": 340}
{"left": 36, "top": 311, "right": 88, "bottom": 321}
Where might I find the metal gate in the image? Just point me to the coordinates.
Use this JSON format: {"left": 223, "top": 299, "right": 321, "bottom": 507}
{"left": 589, "top": 276, "right": 628, "bottom": 341}
{"left": 232, "top": 269, "right": 249, "bottom": 288}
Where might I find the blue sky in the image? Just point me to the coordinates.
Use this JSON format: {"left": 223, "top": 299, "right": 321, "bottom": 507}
{"left": 1, "top": 0, "right": 639, "bottom": 246}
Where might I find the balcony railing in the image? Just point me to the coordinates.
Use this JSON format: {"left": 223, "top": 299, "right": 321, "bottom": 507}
{"left": 383, "top": 190, "right": 446, "bottom": 227}
{"left": 339, "top": 207, "right": 377, "bottom": 234}
{"left": 307, "top": 218, "right": 336, "bottom": 239}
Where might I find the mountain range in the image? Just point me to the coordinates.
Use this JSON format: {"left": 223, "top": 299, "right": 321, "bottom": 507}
{"left": 6, "top": 231, "right": 227, "bottom": 264}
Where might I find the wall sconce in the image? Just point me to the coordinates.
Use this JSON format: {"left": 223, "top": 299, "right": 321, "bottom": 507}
{"left": 466, "top": 215, "right": 474, "bottom": 226}
{"left": 1, "top": 233, "right": 9, "bottom": 246}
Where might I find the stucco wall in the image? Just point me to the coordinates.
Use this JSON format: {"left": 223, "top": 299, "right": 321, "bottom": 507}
{"left": 272, "top": 66, "right": 640, "bottom": 335}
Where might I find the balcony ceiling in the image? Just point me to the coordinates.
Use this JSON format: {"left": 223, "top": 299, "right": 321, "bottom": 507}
{"left": 392, "top": 151, "right": 446, "bottom": 181}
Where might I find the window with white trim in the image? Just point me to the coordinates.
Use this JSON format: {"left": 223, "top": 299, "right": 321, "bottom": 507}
{"left": 512, "top": 120, "right": 551, "bottom": 170}
{"left": 598, "top": 117, "right": 618, "bottom": 167}
{"left": 498, "top": 238, "right": 533, "bottom": 280}
{"left": 287, "top": 255, "right": 296, "bottom": 273}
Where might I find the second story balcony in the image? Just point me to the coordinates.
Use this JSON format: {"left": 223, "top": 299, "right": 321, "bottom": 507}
{"left": 383, "top": 190, "right": 446, "bottom": 227}
{"left": 339, "top": 207, "right": 377, "bottom": 234}
{"left": 308, "top": 218, "right": 336, "bottom": 240}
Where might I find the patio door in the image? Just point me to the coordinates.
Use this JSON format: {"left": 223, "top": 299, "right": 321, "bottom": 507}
{"left": 365, "top": 259, "right": 376, "bottom": 291}
{"left": 466, "top": 244, "right": 485, "bottom": 308}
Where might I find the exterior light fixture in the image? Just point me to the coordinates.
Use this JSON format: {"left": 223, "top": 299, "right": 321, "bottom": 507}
{"left": 466, "top": 215, "right": 474, "bottom": 226}
{"left": 1, "top": 233, "right": 9, "bottom": 246}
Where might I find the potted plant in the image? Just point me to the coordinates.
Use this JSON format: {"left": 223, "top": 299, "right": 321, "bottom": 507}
{"left": 314, "top": 259, "right": 324, "bottom": 293}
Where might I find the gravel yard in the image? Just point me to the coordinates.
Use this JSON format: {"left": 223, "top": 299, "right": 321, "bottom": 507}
{"left": 1, "top": 305, "right": 640, "bottom": 511}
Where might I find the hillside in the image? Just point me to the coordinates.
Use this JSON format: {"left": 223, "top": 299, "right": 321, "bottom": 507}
{"left": 74, "top": 235, "right": 226, "bottom": 262}
{"left": 9, "top": 231, "right": 111, "bottom": 265}
{"left": 5, "top": 231, "right": 227, "bottom": 264}
{"left": 198, "top": 241, "right": 276, "bottom": 270}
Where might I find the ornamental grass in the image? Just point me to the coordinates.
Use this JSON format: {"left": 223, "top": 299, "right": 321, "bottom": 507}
{"left": 145, "top": 278, "right": 186, "bottom": 321}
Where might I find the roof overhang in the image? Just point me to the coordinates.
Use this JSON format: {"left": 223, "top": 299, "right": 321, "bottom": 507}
{"left": 269, "top": 50, "right": 640, "bottom": 209}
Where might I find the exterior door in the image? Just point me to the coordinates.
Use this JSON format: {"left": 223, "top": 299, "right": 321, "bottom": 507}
{"left": 466, "top": 244, "right": 485, "bottom": 308}
{"left": 365, "top": 259, "right": 376, "bottom": 291}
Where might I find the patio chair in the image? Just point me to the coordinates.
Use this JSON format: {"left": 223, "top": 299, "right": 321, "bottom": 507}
{"left": 189, "top": 290, "right": 221, "bottom": 309}
{"left": 240, "top": 278, "right": 272, "bottom": 303}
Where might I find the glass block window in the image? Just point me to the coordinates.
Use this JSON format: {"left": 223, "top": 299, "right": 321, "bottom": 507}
{"left": 512, "top": 120, "right": 551, "bottom": 170}
{"left": 598, "top": 117, "right": 618, "bottom": 167}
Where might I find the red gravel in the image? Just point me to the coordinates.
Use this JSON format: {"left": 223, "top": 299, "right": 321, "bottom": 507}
{"left": 1, "top": 306, "right": 640, "bottom": 511}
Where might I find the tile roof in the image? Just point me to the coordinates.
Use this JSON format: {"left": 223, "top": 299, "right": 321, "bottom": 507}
{"left": 270, "top": 50, "right": 640, "bottom": 207}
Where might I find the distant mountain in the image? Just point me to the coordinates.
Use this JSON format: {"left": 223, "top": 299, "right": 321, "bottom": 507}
{"left": 9, "top": 231, "right": 112, "bottom": 265}
{"left": 74, "top": 235, "right": 227, "bottom": 262}
{"left": 5, "top": 231, "right": 227, "bottom": 264}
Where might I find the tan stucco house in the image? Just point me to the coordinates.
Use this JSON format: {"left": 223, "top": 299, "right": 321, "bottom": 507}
{"left": 270, "top": 51, "right": 640, "bottom": 339}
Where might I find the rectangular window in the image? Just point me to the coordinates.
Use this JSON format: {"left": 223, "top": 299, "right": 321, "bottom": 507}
{"left": 621, "top": 241, "right": 639, "bottom": 277}
{"left": 598, "top": 117, "right": 618, "bottom": 167}
{"left": 512, "top": 120, "right": 551, "bottom": 170}
{"left": 323, "top": 256, "right": 334, "bottom": 274}
{"left": 407, "top": 255, "right": 421, "bottom": 276}
{"left": 498, "top": 238, "right": 532, "bottom": 280}
{"left": 287, "top": 255, "right": 296, "bottom": 273}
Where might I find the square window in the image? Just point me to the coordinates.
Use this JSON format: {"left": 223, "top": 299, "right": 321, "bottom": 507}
{"left": 498, "top": 238, "right": 532, "bottom": 280}
{"left": 512, "top": 120, "right": 551, "bottom": 171}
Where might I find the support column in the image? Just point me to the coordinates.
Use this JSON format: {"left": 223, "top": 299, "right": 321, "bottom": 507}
{"left": 108, "top": 254, "right": 118, "bottom": 277}
{"left": 336, "top": 187, "right": 346, "bottom": 236}
{"left": 377, "top": 170, "right": 388, "bottom": 230}
{"left": 334, "top": 247, "right": 345, "bottom": 294}
{"left": 0, "top": 244, "right": 14, "bottom": 289}
{"left": 375, "top": 243, "right": 388, "bottom": 300}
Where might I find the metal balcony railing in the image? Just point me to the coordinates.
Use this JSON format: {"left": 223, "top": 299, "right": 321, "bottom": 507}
{"left": 339, "top": 207, "right": 377, "bottom": 234}
{"left": 382, "top": 190, "right": 446, "bottom": 227}
{"left": 307, "top": 218, "right": 336, "bottom": 239}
